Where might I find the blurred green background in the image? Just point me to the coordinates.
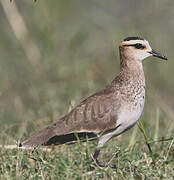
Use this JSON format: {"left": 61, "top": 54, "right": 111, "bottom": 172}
{"left": 0, "top": 0, "right": 173, "bottom": 145}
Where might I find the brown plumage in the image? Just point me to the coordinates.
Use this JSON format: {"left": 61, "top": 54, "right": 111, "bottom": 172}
{"left": 20, "top": 37, "right": 167, "bottom": 168}
{"left": 21, "top": 83, "right": 118, "bottom": 147}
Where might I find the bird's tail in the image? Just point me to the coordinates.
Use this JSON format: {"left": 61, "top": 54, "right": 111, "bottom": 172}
{"left": 19, "top": 125, "right": 57, "bottom": 148}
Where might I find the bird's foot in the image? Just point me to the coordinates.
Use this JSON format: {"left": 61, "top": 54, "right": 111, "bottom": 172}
{"left": 91, "top": 149, "right": 117, "bottom": 169}
{"left": 108, "top": 163, "right": 117, "bottom": 169}
{"left": 94, "top": 159, "right": 105, "bottom": 167}
{"left": 91, "top": 159, "right": 117, "bottom": 169}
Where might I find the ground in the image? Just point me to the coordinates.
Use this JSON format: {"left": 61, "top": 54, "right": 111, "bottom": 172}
{"left": 1, "top": 122, "right": 174, "bottom": 179}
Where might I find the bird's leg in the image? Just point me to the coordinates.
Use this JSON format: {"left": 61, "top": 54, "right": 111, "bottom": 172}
{"left": 92, "top": 149, "right": 105, "bottom": 167}
{"left": 93, "top": 149, "right": 105, "bottom": 167}
{"left": 92, "top": 149, "right": 117, "bottom": 169}
{"left": 91, "top": 131, "right": 120, "bottom": 168}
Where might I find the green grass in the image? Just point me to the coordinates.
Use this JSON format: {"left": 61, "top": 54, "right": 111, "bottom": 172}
{"left": 1, "top": 122, "right": 174, "bottom": 179}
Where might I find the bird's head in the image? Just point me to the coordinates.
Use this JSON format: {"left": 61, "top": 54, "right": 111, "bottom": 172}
{"left": 119, "top": 37, "right": 168, "bottom": 61}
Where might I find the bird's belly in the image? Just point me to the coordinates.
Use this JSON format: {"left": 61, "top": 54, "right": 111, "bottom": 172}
{"left": 116, "top": 99, "right": 144, "bottom": 131}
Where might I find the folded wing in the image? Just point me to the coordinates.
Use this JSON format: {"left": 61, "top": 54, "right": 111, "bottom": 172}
{"left": 20, "top": 86, "right": 119, "bottom": 148}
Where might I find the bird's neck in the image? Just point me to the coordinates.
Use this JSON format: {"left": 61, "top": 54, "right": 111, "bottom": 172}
{"left": 120, "top": 58, "right": 143, "bottom": 75}
{"left": 112, "top": 55, "right": 145, "bottom": 87}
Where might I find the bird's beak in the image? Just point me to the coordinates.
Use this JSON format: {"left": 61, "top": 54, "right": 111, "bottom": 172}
{"left": 149, "top": 49, "right": 168, "bottom": 60}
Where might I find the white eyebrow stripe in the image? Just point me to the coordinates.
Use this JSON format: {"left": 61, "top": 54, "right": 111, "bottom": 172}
{"left": 121, "top": 40, "right": 145, "bottom": 46}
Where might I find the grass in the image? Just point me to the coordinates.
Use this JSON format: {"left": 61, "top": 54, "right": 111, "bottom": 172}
{"left": 0, "top": 120, "right": 174, "bottom": 179}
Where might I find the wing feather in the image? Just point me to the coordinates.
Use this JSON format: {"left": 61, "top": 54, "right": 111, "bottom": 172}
{"left": 20, "top": 85, "right": 119, "bottom": 148}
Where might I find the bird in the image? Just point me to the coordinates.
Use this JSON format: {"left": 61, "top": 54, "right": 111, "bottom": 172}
{"left": 19, "top": 36, "right": 167, "bottom": 168}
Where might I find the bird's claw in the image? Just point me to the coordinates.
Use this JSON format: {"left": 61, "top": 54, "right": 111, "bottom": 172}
{"left": 91, "top": 159, "right": 117, "bottom": 169}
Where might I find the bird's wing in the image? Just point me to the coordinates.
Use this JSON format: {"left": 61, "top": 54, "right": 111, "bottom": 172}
{"left": 62, "top": 87, "right": 118, "bottom": 134}
{"left": 21, "top": 86, "right": 119, "bottom": 148}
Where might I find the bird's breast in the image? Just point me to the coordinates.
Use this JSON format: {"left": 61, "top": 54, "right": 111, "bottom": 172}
{"left": 115, "top": 85, "right": 145, "bottom": 131}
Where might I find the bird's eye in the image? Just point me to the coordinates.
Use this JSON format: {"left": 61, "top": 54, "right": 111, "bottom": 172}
{"left": 135, "top": 43, "right": 145, "bottom": 49}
